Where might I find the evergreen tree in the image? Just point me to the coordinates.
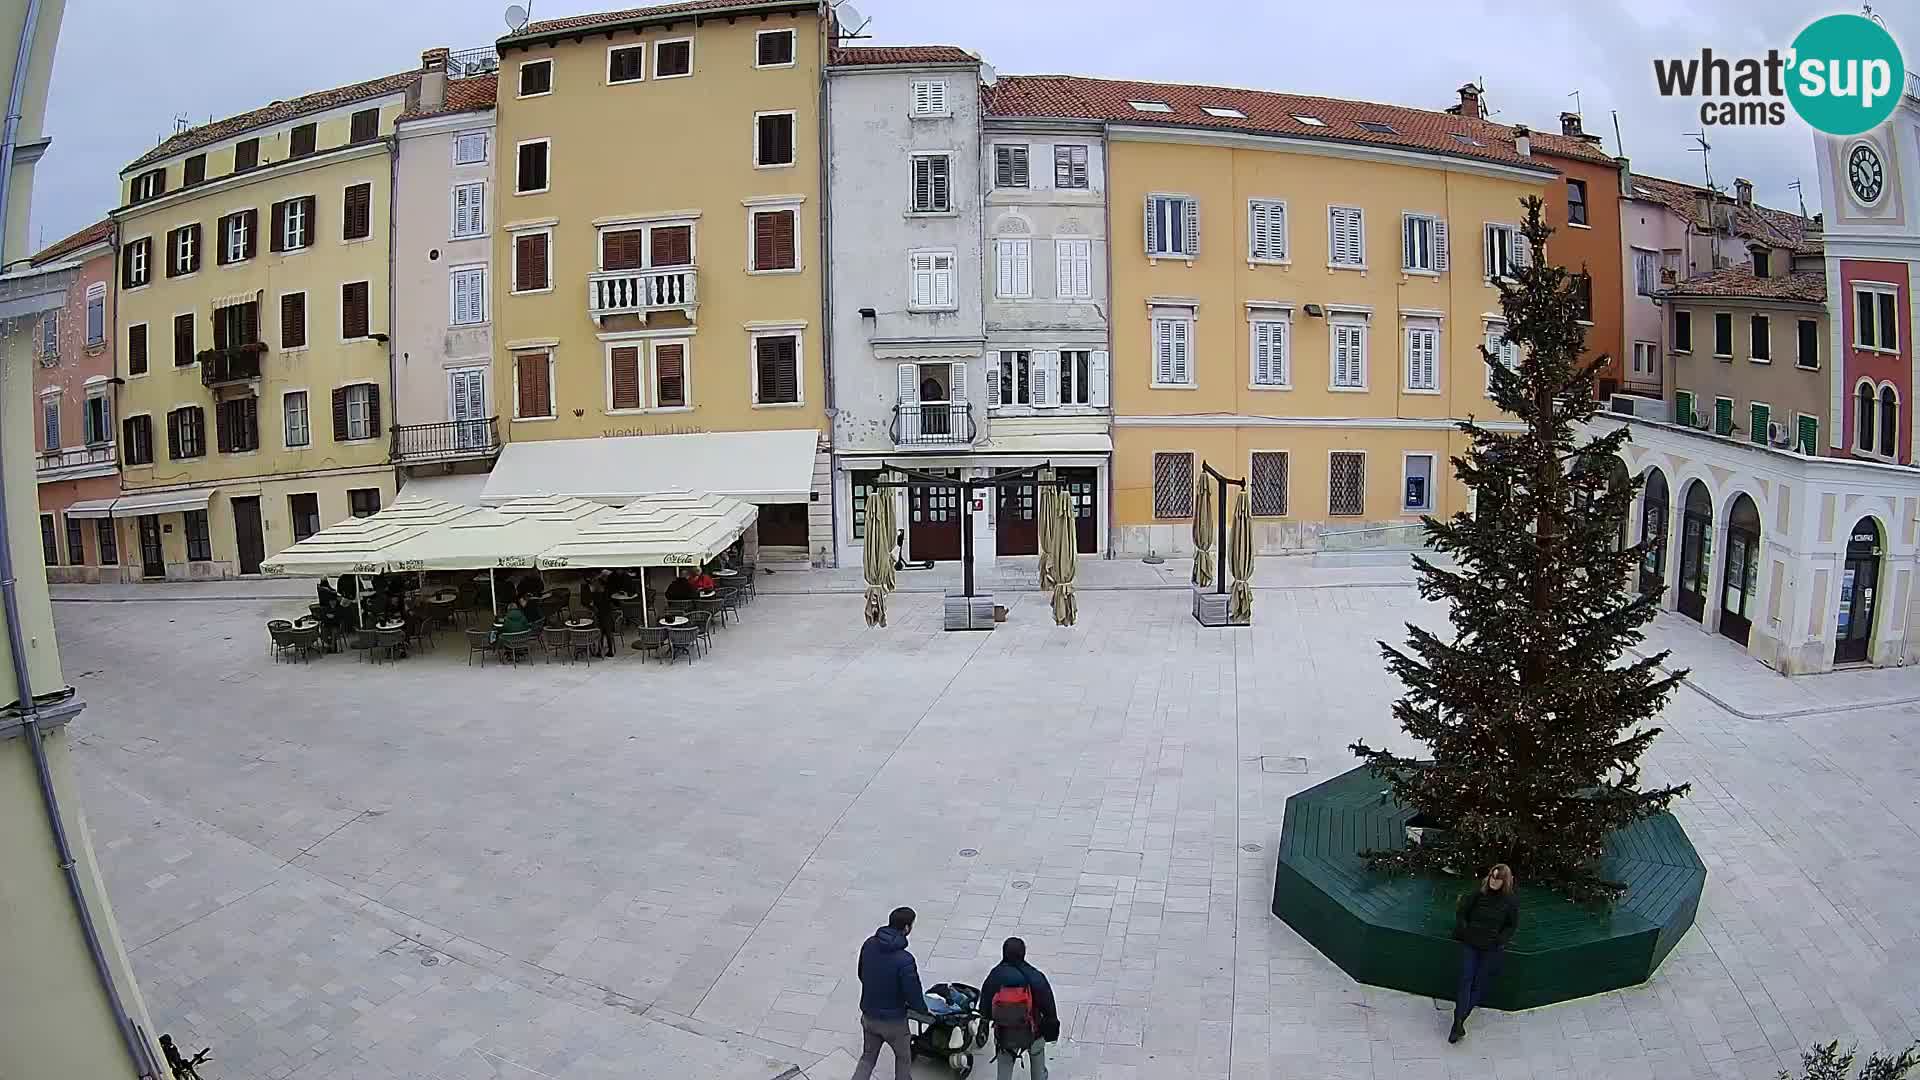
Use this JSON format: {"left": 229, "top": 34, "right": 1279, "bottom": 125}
{"left": 1349, "top": 197, "right": 1689, "bottom": 903}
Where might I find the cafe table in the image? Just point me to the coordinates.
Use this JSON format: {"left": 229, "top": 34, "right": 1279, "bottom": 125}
{"left": 659, "top": 615, "right": 691, "bottom": 628}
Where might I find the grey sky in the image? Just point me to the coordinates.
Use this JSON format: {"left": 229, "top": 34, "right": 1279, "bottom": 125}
{"left": 30, "top": 0, "right": 1917, "bottom": 252}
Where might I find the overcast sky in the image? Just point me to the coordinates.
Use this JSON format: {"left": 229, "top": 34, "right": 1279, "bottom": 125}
{"left": 29, "top": 0, "right": 1918, "bottom": 252}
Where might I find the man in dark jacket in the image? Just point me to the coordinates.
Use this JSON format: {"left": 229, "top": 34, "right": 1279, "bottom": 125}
{"left": 979, "top": 937, "right": 1058, "bottom": 1079}
{"left": 850, "top": 906, "right": 928, "bottom": 1080}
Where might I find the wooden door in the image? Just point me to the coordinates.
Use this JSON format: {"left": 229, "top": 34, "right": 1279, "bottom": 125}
{"left": 908, "top": 470, "right": 962, "bottom": 562}
{"left": 1059, "top": 468, "right": 1099, "bottom": 554}
{"left": 138, "top": 515, "right": 164, "bottom": 578}
{"left": 232, "top": 497, "right": 265, "bottom": 575}
{"left": 996, "top": 472, "right": 1037, "bottom": 555}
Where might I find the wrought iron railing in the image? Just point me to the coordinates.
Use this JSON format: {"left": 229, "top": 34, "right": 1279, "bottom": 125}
{"left": 390, "top": 417, "right": 501, "bottom": 461}
{"left": 199, "top": 343, "right": 264, "bottom": 387}
{"left": 891, "top": 402, "right": 975, "bottom": 446}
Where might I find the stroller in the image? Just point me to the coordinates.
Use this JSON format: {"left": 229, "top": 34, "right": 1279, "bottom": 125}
{"left": 907, "top": 982, "right": 990, "bottom": 1077}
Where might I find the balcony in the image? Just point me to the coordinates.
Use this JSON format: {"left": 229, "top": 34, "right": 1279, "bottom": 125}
{"left": 588, "top": 266, "right": 698, "bottom": 322}
{"left": 892, "top": 401, "right": 975, "bottom": 448}
{"left": 37, "top": 443, "right": 118, "bottom": 483}
{"left": 447, "top": 46, "right": 499, "bottom": 77}
{"left": 199, "top": 343, "right": 265, "bottom": 388}
{"left": 391, "top": 418, "right": 501, "bottom": 463}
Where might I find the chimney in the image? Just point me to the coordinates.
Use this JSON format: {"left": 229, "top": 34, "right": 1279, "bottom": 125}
{"left": 420, "top": 47, "right": 449, "bottom": 111}
{"left": 1734, "top": 177, "right": 1753, "bottom": 207}
{"left": 1616, "top": 155, "right": 1632, "bottom": 194}
{"left": 1559, "top": 111, "right": 1582, "bottom": 137}
{"left": 1694, "top": 191, "right": 1712, "bottom": 226}
{"left": 1456, "top": 82, "right": 1482, "bottom": 121}
{"left": 1512, "top": 123, "right": 1530, "bottom": 158}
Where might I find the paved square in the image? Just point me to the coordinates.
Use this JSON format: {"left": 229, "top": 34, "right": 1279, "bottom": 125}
{"left": 52, "top": 579, "right": 1920, "bottom": 1079}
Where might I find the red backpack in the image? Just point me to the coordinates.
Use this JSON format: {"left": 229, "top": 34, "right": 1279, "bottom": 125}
{"left": 990, "top": 984, "right": 1038, "bottom": 1052}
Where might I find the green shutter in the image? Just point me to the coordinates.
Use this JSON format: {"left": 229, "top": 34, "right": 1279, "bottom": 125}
{"left": 1797, "top": 414, "right": 1819, "bottom": 455}
{"left": 1714, "top": 397, "right": 1734, "bottom": 436}
{"left": 1674, "top": 390, "right": 1694, "bottom": 427}
{"left": 1750, "top": 403, "right": 1770, "bottom": 444}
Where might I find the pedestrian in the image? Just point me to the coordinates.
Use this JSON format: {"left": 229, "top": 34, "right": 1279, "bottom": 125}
{"left": 591, "top": 570, "right": 618, "bottom": 656}
{"left": 1449, "top": 862, "right": 1519, "bottom": 1043}
{"left": 849, "top": 906, "right": 928, "bottom": 1080}
{"left": 980, "top": 936, "right": 1059, "bottom": 1080}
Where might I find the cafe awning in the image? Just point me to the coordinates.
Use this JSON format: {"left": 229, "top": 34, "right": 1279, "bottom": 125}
{"left": 61, "top": 497, "right": 120, "bottom": 520}
{"left": 536, "top": 492, "right": 757, "bottom": 569}
{"left": 481, "top": 428, "right": 819, "bottom": 505}
{"left": 260, "top": 497, "right": 494, "bottom": 577}
{"left": 424, "top": 495, "right": 615, "bottom": 569}
{"left": 100, "top": 488, "right": 216, "bottom": 517}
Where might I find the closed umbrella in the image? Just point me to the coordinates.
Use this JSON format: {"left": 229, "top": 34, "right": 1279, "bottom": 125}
{"left": 1191, "top": 475, "right": 1214, "bottom": 588}
{"left": 1229, "top": 488, "right": 1254, "bottom": 623}
{"left": 863, "top": 480, "right": 897, "bottom": 627}
{"left": 1050, "top": 482, "right": 1079, "bottom": 626}
{"left": 1036, "top": 477, "right": 1055, "bottom": 590}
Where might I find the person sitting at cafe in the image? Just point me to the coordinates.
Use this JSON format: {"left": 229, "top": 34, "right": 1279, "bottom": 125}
{"left": 665, "top": 573, "right": 695, "bottom": 607}
{"left": 690, "top": 568, "right": 717, "bottom": 592}
{"left": 490, "top": 601, "right": 532, "bottom": 644}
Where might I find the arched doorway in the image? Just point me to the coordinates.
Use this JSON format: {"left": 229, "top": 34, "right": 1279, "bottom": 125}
{"left": 1836, "top": 517, "right": 1884, "bottom": 664}
{"left": 1676, "top": 480, "right": 1713, "bottom": 622}
{"left": 1718, "top": 493, "right": 1761, "bottom": 647}
{"left": 1638, "top": 467, "right": 1669, "bottom": 597}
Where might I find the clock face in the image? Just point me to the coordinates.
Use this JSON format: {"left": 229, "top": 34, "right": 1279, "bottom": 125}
{"left": 1849, "top": 143, "right": 1886, "bottom": 206}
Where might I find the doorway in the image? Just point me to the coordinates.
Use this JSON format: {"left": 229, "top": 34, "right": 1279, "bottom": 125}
{"left": 232, "top": 496, "right": 266, "bottom": 575}
{"left": 137, "top": 515, "right": 164, "bottom": 579}
{"left": 1676, "top": 480, "right": 1712, "bottom": 623}
{"left": 1058, "top": 467, "right": 1099, "bottom": 554}
{"left": 907, "top": 468, "right": 962, "bottom": 562}
{"left": 1638, "top": 467, "right": 1668, "bottom": 597}
{"left": 1835, "top": 517, "right": 1883, "bottom": 664}
{"left": 756, "top": 503, "right": 810, "bottom": 550}
{"left": 995, "top": 470, "right": 1037, "bottom": 555}
{"left": 1718, "top": 494, "right": 1760, "bottom": 647}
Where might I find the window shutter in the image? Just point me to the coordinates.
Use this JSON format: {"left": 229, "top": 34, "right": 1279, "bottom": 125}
{"left": 1144, "top": 196, "right": 1157, "bottom": 255}
{"left": 651, "top": 225, "right": 692, "bottom": 267}
{"left": 1432, "top": 218, "right": 1449, "bottom": 272}
{"left": 331, "top": 387, "right": 348, "bottom": 441}
{"left": 216, "top": 400, "right": 232, "bottom": 453}
{"left": 897, "top": 363, "right": 917, "bottom": 405}
{"left": 1510, "top": 226, "right": 1530, "bottom": 269}
{"left": 243, "top": 209, "right": 257, "bottom": 259}
{"left": 1013, "top": 242, "right": 1030, "bottom": 297}
{"left": 1401, "top": 214, "right": 1414, "bottom": 269}
{"left": 653, "top": 344, "right": 685, "bottom": 407}
{"left": 301, "top": 196, "right": 318, "bottom": 247}
{"left": 166, "top": 411, "right": 181, "bottom": 459}
{"left": 282, "top": 293, "right": 305, "bottom": 348}
{"left": 1088, "top": 350, "right": 1110, "bottom": 407}
{"left": 1253, "top": 323, "right": 1272, "bottom": 384}
{"left": 986, "top": 364, "right": 1002, "bottom": 408}
{"left": 913, "top": 158, "right": 929, "bottom": 210}
{"left": 933, "top": 255, "right": 953, "bottom": 308}
{"left": 1155, "top": 320, "right": 1174, "bottom": 384}
{"left": 771, "top": 211, "right": 795, "bottom": 269}
{"left": 344, "top": 184, "right": 371, "bottom": 240}
{"left": 1011, "top": 147, "right": 1027, "bottom": 187}
{"left": 516, "top": 234, "right": 546, "bottom": 291}
{"left": 753, "top": 212, "right": 776, "bottom": 270}
{"left": 1183, "top": 199, "right": 1199, "bottom": 257}
{"left": 602, "top": 229, "right": 642, "bottom": 271}
{"left": 1055, "top": 241, "right": 1075, "bottom": 298}
{"left": 1033, "top": 350, "right": 1057, "bottom": 407}
{"left": 216, "top": 216, "right": 230, "bottom": 266}
{"left": 948, "top": 362, "right": 966, "bottom": 403}
{"left": 611, "top": 346, "right": 642, "bottom": 410}
{"left": 270, "top": 201, "right": 287, "bottom": 253}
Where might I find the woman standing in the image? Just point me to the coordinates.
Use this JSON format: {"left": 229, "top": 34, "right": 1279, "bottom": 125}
{"left": 1450, "top": 863, "right": 1518, "bottom": 1043}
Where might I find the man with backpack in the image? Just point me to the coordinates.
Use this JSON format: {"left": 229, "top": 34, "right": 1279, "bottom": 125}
{"left": 980, "top": 937, "right": 1059, "bottom": 1079}
{"left": 850, "top": 906, "right": 929, "bottom": 1080}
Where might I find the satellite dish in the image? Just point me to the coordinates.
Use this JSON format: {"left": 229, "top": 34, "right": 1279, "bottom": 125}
{"left": 834, "top": 1, "right": 867, "bottom": 37}
{"left": 980, "top": 62, "right": 997, "bottom": 87}
{"left": 504, "top": 3, "right": 530, "bottom": 32}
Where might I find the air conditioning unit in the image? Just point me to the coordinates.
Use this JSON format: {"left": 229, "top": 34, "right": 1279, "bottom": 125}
{"left": 1768, "top": 421, "right": 1793, "bottom": 449}
{"left": 1609, "top": 393, "right": 1673, "bottom": 423}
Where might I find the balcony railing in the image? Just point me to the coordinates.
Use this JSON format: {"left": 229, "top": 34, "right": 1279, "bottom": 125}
{"left": 37, "top": 443, "right": 118, "bottom": 481}
{"left": 200, "top": 343, "right": 265, "bottom": 387}
{"left": 391, "top": 418, "right": 501, "bottom": 463}
{"left": 447, "top": 46, "right": 499, "bottom": 77}
{"left": 588, "top": 266, "right": 698, "bottom": 321}
{"left": 892, "top": 401, "right": 975, "bottom": 447}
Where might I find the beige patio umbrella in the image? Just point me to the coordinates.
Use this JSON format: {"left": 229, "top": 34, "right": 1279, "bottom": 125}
{"left": 863, "top": 478, "right": 897, "bottom": 627}
{"left": 1191, "top": 474, "right": 1214, "bottom": 588}
{"left": 1036, "top": 475, "right": 1056, "bottom": 590}
{"left": 1229, "top": 488, "right": 1254, "bottom": 623}
{"left": 1050, "top": 482, "right": 1079, "bottom": 626}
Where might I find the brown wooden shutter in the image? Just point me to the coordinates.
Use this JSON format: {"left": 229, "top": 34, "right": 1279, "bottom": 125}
{"left": 753, "top": 213, "right": 776, "bottom": 271}
{"left": 331, "top": 388, "right": 348, "bottom": 441}
{"left": 216, "top": 215, "right": 230, "bottom": 266}
{"left": 756, "top": 335, "right": 798, "bottom": 403}
{"left": 215, "top": 399, "right": 232, "bottom": 453}
{"left": 770, "top": 211, "right": 795, "bottom": 270}
{"left": 365, "top": 384, "right": 381, "bottom": 438}
{"left": 120, "top": 245, "right": 135, "bottom": 289}
{"left": 300, "top": 196, "right": 318, "bottom": 246}
{"left": 654, "top": 344, "right": 686, "bottom": 407}
{"left": 243, "top": 209, "right": 258, "bottom": 259}
{"left": 166, "top": 410, "right": 181, "bottom": 459}
{"left": 270, "top": 201, "right": 287, "bottom": 252}
{"left": 350, "top": 108, "right": 378, "bottom": 144}
{"left": 650, "top": 225, "right": 691, "bottom": 267}
{"left": 610, "top": 346, "right": 641, "bottom": 410}
{"left": 128, "top": 324, "right": 147, "bottom": 375}
{"left": 514, "top": 234, "right": 547, "bottom": 292}
{"left": 602, "top": 230, "right": 644, "bottom": 271}
{"left": 342, "top": 282, "right": 368, "bottom": 338}
{"left": 516, "top": 353, "right": 550, "bottom": 417}
{"left": 281, "top": 293, "right": 305, "bottom": 348}
{"left": 242, "top": 300, "right": 260, "bottom": 345}
{"left": 184, "top": 154, "right": 205, "bottom": 186}
{"left": 343, "top": 184, "right": 371, "bottom": 240}
{"left": 188, "top": 224, "right": 201, "bottom": 273}
{"left": 174, "top": 313, "right": 194, "bottom": 365}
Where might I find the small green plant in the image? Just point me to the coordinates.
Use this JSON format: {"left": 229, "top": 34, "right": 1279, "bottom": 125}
{"left": 1781, "top": 1041, "right": 1920, "bottom": 1080}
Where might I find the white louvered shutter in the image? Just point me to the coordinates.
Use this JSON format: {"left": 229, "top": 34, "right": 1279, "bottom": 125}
{"left": 1249, "top": 202, "right": 1267, "bottom": 260}
{"left": 949, "top": 362, "right": 966, "bottom": 404}
{"left": 1182, "top": 198, "right": 1199, "bottom": 257}
{"left": 1070, "top": 241, "right": 1091, "bottom": 297}
{"left": 1433, "top": 218, "right": 1449, "bottom": 272}
{"left": 1145, "top": 196, "right": 1158, "bottom": 255}
{"left": 1013, "top": 242, "right": 1030, "bottom": 297}
{"left": 1155, "top": 320, "right": 1175, "bottom": 384}
{"left": 1254, "top": 322, "right": 1274, "bottom": 384}
{"left": 1088, "top": 350, "right": 1110, "bottom": 407}
{"left": 898, "top": 363, "right": 918, "bottom": 405}
{"left": 1401, "top": 214, "right": 1415, "bottom": 270}
{"left": 1171, "top": 321, "right": 1191, "bottom": 384}
{"left": 1510, "top": 227, "right": 1531, "bottom": 269}
{"left": 1423, "top": 331, "right": 1438, "bottom": 388}
{"left": 933, "top": 254, "right": 954, "bottom": 308}
{"left": 910, "top": 254, "right": 932, "bottom": 307}
{"left": 1032, "top": 350, "right": 1056, "bottom": 407}
{"left": 996, "top": 242, "right": 1014, "bottom": 298}
{"left": 986, "top": 362, "right": 1002, "bottom": 408}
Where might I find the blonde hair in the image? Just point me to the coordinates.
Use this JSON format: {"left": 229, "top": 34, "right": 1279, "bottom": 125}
{"left": 1485, "top": 863, "right": 1517, "bottom": 896}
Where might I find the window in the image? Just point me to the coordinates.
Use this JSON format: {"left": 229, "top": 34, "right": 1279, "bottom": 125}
{"left": 1487, "top": 223, "right": 1526, "bottom": 280}
{"left": 1401, "top": 213, "right": 1448, "bottom": 272}
{"left": 1356, "top": 120, "right": 1397, "bottom": 134}
{"left": 127, "top": 323, "right": 148, "bottom": 375}
{"left": 1797, "top": 319, "right": 1819, "bottom": 369}
{"left": 519, "top": 58, "right": 552, "bottom": 96}
{"left": 1332, "top": 320, "right": 1367, "bottom": 388}
{"left": 1672, "top": 309, "right": 1692, "bottom": 352}
{"left": 451, "top": 181, "right": 486, "bottom": 238}
{"left": 1856, "top": 382, "right": 1877, "bottom": 452}
{"left": 1752, "top": 250, "right": 1770, "bottom": 278}
{"left": 219, "top": 209, "right": 255, "bottom": 264}
{"left": 83, "top": 391, "right": 111, "bottom": 444}
{"left": 335, "top": 383, "right": 380, "bottom": 441}
{"left": 1249, "top": 452, "right": 1288, "bottom": 516}
{"left": 1855, "top": 286, "right": 1899, "bottom": 351}
{"left": 215, "top": 395, "right": 259, "bottom": 453}
{"left": 281, "top": 292, "right": 306, "bottom": 349}
{"left": 513, "top": 231, "right": 550, "bottom": 292}
{"left": 1633, "top": 248, "right": 1659, "bottom": 294}
{"left": 166, "top": 406, "right": 205, "bottom": 459}
{"left": 1250, "top": 317, "right": 1290, "bottom": 387}
{"left": 995, "top": 238, "right": 1031, "bottom": 298}
{"left": 908, "top": 250, "right": 955, "bottom": 310}
{"left": 450, "top": 266, "right": 486, "bottom": 325}
{"left": 755, "top": 112, "right": 796, "bottom": 167}
{"left": 183, "top": 510, "right": 211, "bottom": 562}
{"left": 213, "top": 300, "right": 258, "bottom": 351}
{"left": 38, "top": 515, "right": 55, "bottom": 566}
{"left": 289, "top": 493, "right": 320, "bottom": 542}
{"left": 173, "top": 314, "right": 194, "bottom": 366}
{"left": 649, "top": 224, "right": 692, "bottom": 267}
{"left": 1573, "top": 271, "right": 1594, "bottom": 319}
{"left": 183, "top": 154, "right": 205, "bottom": 186}
{"left": 515, "top": 351, "right": 553, "bottom": 419}
{"left": 654, "top": 342, "right": 687, "bottom": 408}
{"left": 349, "top": 108, "right": 378, "bottom": 144}
{"left": 850, "top": 471, "right": 879, "bottom": 540}
{"left": 233, "top": 137, "right": 259, "bottom": 173}
{"left": 1483, "top": 322, "right": 1518, "bottom": 388}
{"left": 753, "top": 333, "right": 800, "bottom": 405}
{"left": 1714, "top": 395, "right": 1734, "bottom": 436}
{"left": 168, "top": 224, "right": 200, "bottom": 277}
{"left": 96, "top": 519, "right": 117, "bottom": 565}
{"left": 341, "top": 281, "right": 369, "bottom": 339}
{"left": 65, "top": 517, "right": 85, "bottom": 565}
{"left": 122, "top": 237, "right": 150, "bottom": 289}
{"left": 516, "top": 140, "right": 549, "bottom": 194}
{"left": 995, "top": 144, "right": 1029, "bottom": 188}
{"left": 1452, "top": 134, "right": 1486, "bottom": 147}
{"left": 1403, "top": 454, "right": 1435, "bottom": 512}
{"left": 756, "top": 28, "right": 795, "bottom": 67}
{"left": 129, "top": 168, "right": 165, "bottom": 204}
{"left": 1713, "top": 312, "right": 1733, "bottom": 357}
{"left": 608, "top": 44, "right": 645, "bottom": 83}
{"left": 270, "top": 195, "right": 315, "bottom": 252}
{"left": 1202, "top": 105, "right": 1245, "bottom": 118}
{"left": 1749, "top": 402, "right": 1771, "bottom": 445}
{"left": 1058, "top": 349, "right": 1093, "bottom": 405}
{"left": 655, "top": 39, "right": 692, "bottom": 78}
{"left": 290, "top": 122, "right": 316, "bottom": 157}
{"left": 1329, "top": 452, "right": 1366, "bottom": 516}
{"left": 1153, "top": 452, "right": 1195, "bottom": 518}
{"left": 40, "top": 396, "right": 56, "bottom": 450}
{"left": 1054, "top": 145, "right": 1088, "bottom": 189}
{"left": 1248, "top": 199, "right": 1287, "bottom": 262}
{"left": 38, "top": 312, "right": 54, "bottom": 359}
{"left": 1880, "top": 385, "right": 1898, "bottom": 457}
{"left": 1152, "top": 316, "right": 1193, "bottom": 386}
{"left": 1797, "top": 413, "right": 1820, "bottom": 455}
{"left": 1751, "top": 314, "right": 1771, "bottom": 361}
{"left": 995, "top": 350, "right": 1036, "bottom": 406}
{"left": 1328, "top": 206, "right": 1364, "bottom": 267}
{"left": 1567, "top": 178, "right": 1589, "bottom": 226}
{"left": 911, "top": 78, "right": 947, "bottom": 116}
{"left": 284, "top": 390, "right": 309, "bottom": 447}
{"left": 1055, "top": 238, "right": 1092, "bottom": 299}
{"left": 1128, "top": 100, "right": 1172, "bottom": 113}
{"left": 121, "top": 415, "right": 152, "bottom": 465}
{"left": 453, "top": 131, "right": 487, "bottom": 164}
{"left": 85, "top": 283, "right": 104, "bottom": 346}
{"left": 609, "top": 344, "right": 642, "bottom": 411}
{"left": 911, "top": 154, "right": 950, "bottom": 213}
{"left": 1404, "top": 324, "right": 1439, "bottom": 391}
{"left": 1293, "top": 114, "right": 1326, "bottom": 126}
{"left": 1146, "top": 194, "right": 1197, "bottom": 258}
{"left": 343, "top": 183, "right": 372, "bottom": 240}
{"left": 348, "top": 489, "right": 381, "bottom": 519}
{"left": 751, "top": 207, "right": 798, "bottom": 272}
{"left": 1632, "top": 340, "right": 1658, "bottom": 380}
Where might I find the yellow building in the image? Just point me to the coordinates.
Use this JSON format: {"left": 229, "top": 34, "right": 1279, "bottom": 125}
{"left": 486, "top": 0, "right": 831, "bottom": 561}
{"left": 989, "top": 77, "right": 1560, "bottom": 555}
{"left": 108, "top": 72, "right": 412, "bottom": 577}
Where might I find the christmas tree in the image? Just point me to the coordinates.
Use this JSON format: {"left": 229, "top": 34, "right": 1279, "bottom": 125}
{"left": 1349, "top": 197, "right": 1689, "bottom": 903}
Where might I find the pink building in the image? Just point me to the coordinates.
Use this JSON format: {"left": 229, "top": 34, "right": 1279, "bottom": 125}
{"left": 29, "top": 219, "right": 123, "bottom": 582}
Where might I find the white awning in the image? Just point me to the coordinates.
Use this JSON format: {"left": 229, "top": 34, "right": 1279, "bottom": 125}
{"left": 421, "top": 495, "right": 614, "bottom": 568}
{"left": 397, "top": 471, "right": 488, "bottom": 505}
{"left": 105, "top": 488, "right": 216, "bottom": 516}
{"left": 483, "top": 429, "right": 819, "bottom": 505}
{"left": 538, "top": 492, "right": 757, "bottom": 569}
{"left": 260, "top": 497, "right": 494, "bottom": 577}
{"left": 62, "top": 498, "right": 119, "bottom": 520}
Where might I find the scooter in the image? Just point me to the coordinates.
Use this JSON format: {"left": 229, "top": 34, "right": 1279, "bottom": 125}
{"left": 894, "top": 529, "right": 934, "bottom": 571}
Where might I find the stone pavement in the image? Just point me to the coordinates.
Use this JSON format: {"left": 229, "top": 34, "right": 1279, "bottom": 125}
{"left": 49, "top": 583, "right": 1920, "bottom": 1079}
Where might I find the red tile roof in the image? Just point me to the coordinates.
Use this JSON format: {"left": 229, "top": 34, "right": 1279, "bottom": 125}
{"left": 29, "top": 218, "right": 111, "bottom": 266}
{"left": 1630, "top": 174, "right": 1822, "bottom": 254}
{"left": 830, "top": 45, "right": 976, "bottom": 67}
{"left": 399, "top": 75, "right": 498, "bottom": 122}
{"left": 1663, "top": 267, "right": 1826, "bottom": 304}
{"left": 126, "top": 71, "right": 417, "bottom": 172}
{"left": 985, "top": 75, "right": 1557, "bottom": 173}
{"left": 512, "top": 0, "right": 805, "bottom": 38}
{"left": 1518, "top": 128, "right": 1616, "bottom": 166}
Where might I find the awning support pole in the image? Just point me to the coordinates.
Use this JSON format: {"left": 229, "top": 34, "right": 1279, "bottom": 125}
{"left": 490, "top": 568, "right": 498, "bottom": 616}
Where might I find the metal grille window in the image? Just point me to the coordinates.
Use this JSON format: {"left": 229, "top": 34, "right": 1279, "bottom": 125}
{"left": 850, "top": 471, "right": 879, "bottom": 540}
{"left": 1153, "top": 452, "right": 1195, "bottom": 519}
{"left": 1329, "top": 452, "right": 1365, "bottom": 516}
{"left": 1250, "top": 451, "right": 1288, "bottom": 516}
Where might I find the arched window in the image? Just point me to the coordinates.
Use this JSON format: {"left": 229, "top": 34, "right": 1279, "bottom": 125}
{"left": 1879, "top": 384, "right": 1899, "bottom": 458}
{"left": 1857, "top": 382, "right": 1877, "bottom": 453}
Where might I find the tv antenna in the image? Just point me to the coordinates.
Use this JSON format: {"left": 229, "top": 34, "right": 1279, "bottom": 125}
{"left": 832, "top": 0, "right": 871, "bottom": 40}
{"left": 504, "top": 3, "right": 530, "bottom": 32}
{"left": 1687, "top": 131, "right": 1714, "bottom": 193}
{"left": 1566, "top": 88, "right": 1581, "bottom": 122}
{"left": 172, "top": 113, "right": 190, "bottom": 135}
{"left": 1789, "top": 179, "right": 1809, "bottom": 218}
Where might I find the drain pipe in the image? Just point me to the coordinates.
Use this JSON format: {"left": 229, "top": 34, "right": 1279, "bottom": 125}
{"left": 0, "top": 1, "right": 160, "bottom": 1076}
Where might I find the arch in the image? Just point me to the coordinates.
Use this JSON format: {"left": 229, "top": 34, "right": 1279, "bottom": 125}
{"left": 1676, "top": 479, "right": 1713, "bottom": 623}
{"left": 993, "top": 212, "right": 1033, "bottom": 236}
{"left": 1607, "top": 458, "right": 1631, "bottom": 551}
{"left": 1638, "top": 466, "right": 1670, "bottom": 597}
{"left": 1878, "top": 382, "right": 1900, "bottom": 459}
{"left": 1856, "top": 378, "right": 1878, "bottom": 454}
{"left": 1836, "top": 516, "right": 1886, "bottom": 664}
{"left": 1718, "top": 492, "right": 1762, "bottom": 647}
{"left": 1057, "top": 217, "right": 1088, "bottom": 235}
